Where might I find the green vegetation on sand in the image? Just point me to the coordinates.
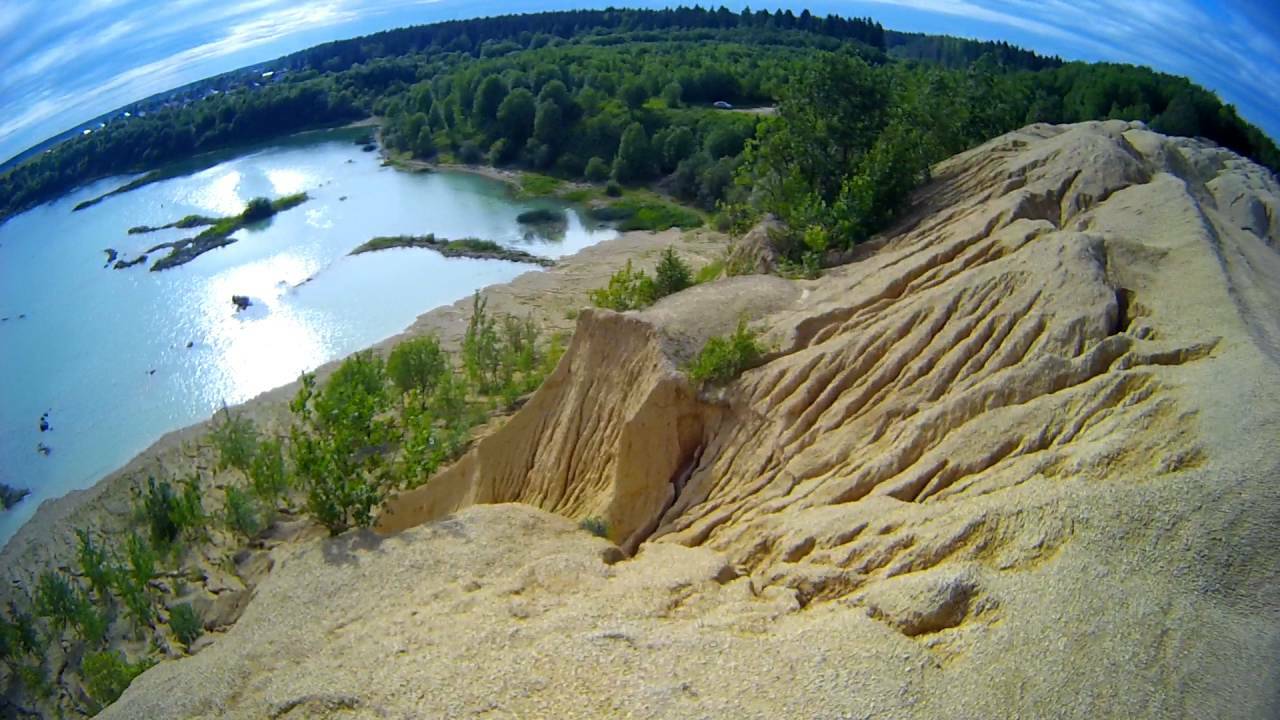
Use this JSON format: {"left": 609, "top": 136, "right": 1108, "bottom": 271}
{"left": 144, "top": 193, "right": 309, "bottom": 271}
{"left": 350, "top": 234, "right": 554, "bottom": 266}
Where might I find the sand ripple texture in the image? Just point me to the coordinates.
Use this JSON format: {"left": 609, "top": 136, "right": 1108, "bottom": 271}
{"left": 106, "top": 121, "right": 1280, "bottom": 719}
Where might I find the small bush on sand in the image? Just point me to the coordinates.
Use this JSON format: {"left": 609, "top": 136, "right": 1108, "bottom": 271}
{"left": 687, "top": 320, "right": 764, "bottom": 386}
{"left": 82, "top": 650, "right": 154, "bottom": 711}
{"left": 168, "top": 603, "right": 203, "bottom": 651}
{"left": 579, "top": 516, "right": 609, "bottom": 538}
{"left": 589, "top": 260, "right": 656, "bottom": 311}
{"left": 211, "top": 408, "right": 259, "bottom": 474}
{"left": 224, "top": 486, "right": 263, "bottom": 538}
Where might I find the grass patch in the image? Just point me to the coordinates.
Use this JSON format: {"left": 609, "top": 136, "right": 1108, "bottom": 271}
{"left": 270, "top": 192, "right": 308, "bottom": 213}
{"left": 518, "top": 173, "right": 562, "bottom": 197}
{"left": 558, "top": 188, "right": 596, "bottom": 203}
{"left": 694, "top": 258, "right": 724, "bottom": 284}
{"left": 445, "top": 237, "right": 505, "bottom": 254}
{"left": 587, "top": 197, "right": 703, "bottom": 231}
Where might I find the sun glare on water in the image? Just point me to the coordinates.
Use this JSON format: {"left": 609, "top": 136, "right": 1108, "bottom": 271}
{"left": 266, "top": 168, "right": 310, "bottom": 195}
{"left": 188, "top": 169, "right": 246, "bottom": 216}
{"left": 197, "top": 252, "right": 331, "bottom": 405}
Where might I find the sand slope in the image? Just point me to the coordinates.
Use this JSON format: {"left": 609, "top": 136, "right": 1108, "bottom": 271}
{"left": 94, "top": 121, "right": 1280, "bottom": 718}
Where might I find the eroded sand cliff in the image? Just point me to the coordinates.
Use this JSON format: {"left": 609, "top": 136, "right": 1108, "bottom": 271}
{"left": 96, "top": 121, "right": 1280, "bottom": 718}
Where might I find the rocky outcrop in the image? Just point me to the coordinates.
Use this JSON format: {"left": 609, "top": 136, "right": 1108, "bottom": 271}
{"left": 94, "top": 122, "right": 1280, "bottom": 718}
{"left": 0, "top": 483, "right": 29, "bottom": 510}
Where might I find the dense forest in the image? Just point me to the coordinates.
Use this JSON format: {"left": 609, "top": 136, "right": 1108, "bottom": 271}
{"left": 1, "top": 5, "right": 1277, "bottom": 251}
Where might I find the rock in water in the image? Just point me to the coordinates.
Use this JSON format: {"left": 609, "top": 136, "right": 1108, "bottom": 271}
{"left": 0, "top": 482, "right": 29, "bottom": 510}
{"left": 84, "top": 122, "right": 1280, "bottom": 719}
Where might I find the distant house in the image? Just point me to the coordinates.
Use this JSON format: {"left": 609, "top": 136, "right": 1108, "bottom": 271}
{"left": 713, "top": 100, "right": 733, "bottom": 109}
{"left": 261, "top": 71, "right": 275, "bottom": 79}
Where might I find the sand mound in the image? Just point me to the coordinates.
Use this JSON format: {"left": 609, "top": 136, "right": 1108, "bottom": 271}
{"left": 101, "top": 121, "right": 1280, "bottom": 718}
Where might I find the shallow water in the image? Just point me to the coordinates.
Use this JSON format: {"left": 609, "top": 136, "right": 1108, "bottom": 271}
{"left": 0, "top": 128, "right": 614, "bottom": 545}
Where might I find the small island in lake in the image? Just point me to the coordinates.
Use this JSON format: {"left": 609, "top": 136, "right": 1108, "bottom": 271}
{"left": 0, "top": 482, "right": 29, "bottom": 510}
{"left": 137, "top": 193, "right": 309, "bottom": 271}
{"left": 127, "top": 213, "right": 220, "bottom": 234}
{"left": 349, "top": 234, "right": 554, "bottom": 266}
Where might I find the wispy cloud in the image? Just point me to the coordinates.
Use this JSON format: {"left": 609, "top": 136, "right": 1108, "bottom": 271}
{"left": 0, "top": 0, "right": 1277, "bottom": 166}
{"left": 855, "top": 0, "right": 1280, "bottom": 135}
{"left": 0, "top": 0, "right": 365, "bottom": 160}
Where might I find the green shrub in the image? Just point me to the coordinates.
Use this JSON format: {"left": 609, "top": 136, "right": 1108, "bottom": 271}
{"left": 579, "top": 516, "right": 609, "bottom": 538}
{"left": 488, "top": 138, "right": 510, "bottom": 165}
{"left": 113, "top": 532, "right": 156, "bottom": 631}
{"left": 776, "top": 251, "right": 822, "bottom": 280}
{"left": 589, "top": 260, "right": 656, "bottom": 311}
{"left": 240, "top": 197, "right": 274, "bottom": 222}
{"left": 72, "top": 590, "right": 108, "bottom": 646}
{"left": 34, "top": 571, "right": 78, "bottom": 634}
{"left": 168, "top": 603, "right": 203, "bottom": 651}
{"left": 172, "top": 475, "right": 207, "bottom": 540}
{"left": 387, "top": 335, "right": 448, "bottom": 397}
{"left": 140, "top": 476, "right": 179, "bottom": 548}
{"left": 82, "top": 651, "right": 154, "bottom": 711}
{"left": 584, "top": 156, "right": 610, "bottom": 182}
{"left": 653, "top": 246, "right": 693, "bottom": 297}
{"left": 248, "top": 437, "right": 289, "bottom": 505}
{"left": 687, "top": 320, "right": 764, "bottom": 386}
{"left": 0, "top": 608, "right": 39, "bottom": 660}
{"left": 294, "top": 437, "right": 384, "bottom": 536}
{"left": 210, "top": 408, "right": 259, "bottom": 474}
{"left": 462, "top": 293, "right": 502, "bottom": 394}
{"left": 604, "top": 180, "right": 623, "bottom": 197}
{"left": 15, "top": 662, "right": 51, "bottom": 699}
{"left": 289, "top": 351, "right": 394, "bottom": 536}
{"left": 140, "top": 475, "right": 205, "bottom": 549}
{"left": 224, "top": 486, "right": 263, "bottom": 538}
{"left": 76, "top": 529, "right": 115, "bottom": 602}
{"left": 501, "top": 315, "right": 540, "bottom": 386}
{"left": 515, "top": 207, "right": 565, "bottom": 224}
{"left": 457, "top": 140, "right": 483, "bottom": 164}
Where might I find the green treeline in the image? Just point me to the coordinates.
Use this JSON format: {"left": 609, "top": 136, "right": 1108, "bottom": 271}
{"left": 0, "top": 6, "right": 1276, "bottom": 228}
{"left": 734, "top": 52, "right": 1280, "bottom": 259}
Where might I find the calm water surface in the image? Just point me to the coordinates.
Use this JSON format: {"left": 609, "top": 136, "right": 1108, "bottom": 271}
{"left": 0, "top": 128, "right": 614, "bottom": 544}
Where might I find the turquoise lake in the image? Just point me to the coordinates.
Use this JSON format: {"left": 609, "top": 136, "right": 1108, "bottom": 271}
{"left": 0, "top": 128, "right": 614, "bottom": 545}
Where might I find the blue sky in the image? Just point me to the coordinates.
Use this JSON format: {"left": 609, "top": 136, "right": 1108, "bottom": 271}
{"left": 1, "top": 0, "right": 1277, "bottom": 164}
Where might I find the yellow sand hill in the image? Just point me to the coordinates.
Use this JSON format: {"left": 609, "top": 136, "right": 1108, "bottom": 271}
{"left": 101, "top": 121, "right": 1280, "bottom": 719}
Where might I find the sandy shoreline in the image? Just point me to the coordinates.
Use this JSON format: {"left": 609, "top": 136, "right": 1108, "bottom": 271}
{"left": 0, "top": 225, "right": 728, "bottom": 590}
